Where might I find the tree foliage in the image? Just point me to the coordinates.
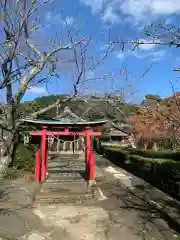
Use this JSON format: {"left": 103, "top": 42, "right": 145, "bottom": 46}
{"left": 145, "top": 94, "right": 161, "bottom": 101}
{"left": 19, "top": 94, "right": 138, "bottom": 122}
{"left": 128, "top": 93, "right": 180, "bottom": 150}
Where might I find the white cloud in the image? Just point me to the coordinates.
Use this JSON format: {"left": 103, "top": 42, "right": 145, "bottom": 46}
{"left": 46, "top": 12, "right": 53, "bottom": 21}
{"left": 136, "top": 49, "right": 167, "bottom": 61}
{"left": 27, "top": 86, "right": 47, "bottom": 94}
{"left": 101, "top": 5, "right": 121, "bottom": 24}
{"left": 86, "top": 70, "right": 95, "bottom": 79}
{"left": 151, "top": 0, "right": 180, "bottom": 14}
{"left": 115, "top": 48, "right": 167, "bottom": 61}
{"left": 45, "top": 12, "right": 62, "bottom": 24}
{"left": 175, "top": 56, "right": 180, "bottom": 61}
{"left": 45, "top": 12, "right": 75, "bottom": 26}
{"left": 65, "top": 16, "right": 75, "bottom": 25}
{"left": 80, "top": 0, "right": 180, "bottom": 25}
{"left": 80, "top": 0, "right": 105, "bottom": 13}
{"left": 116, "top": 52, "right": 125, "bottom": 58}
{"left": 151, "top": 49, "right": 167, "bottom": 58}
{"left": 152, "top": 57, "right": 161, "bottom": 62}
{"left": 138, "top": 39, "right": 156, "bottom": 51}
{"left": 100, "top": 44, "right": 109, "bottom": 51}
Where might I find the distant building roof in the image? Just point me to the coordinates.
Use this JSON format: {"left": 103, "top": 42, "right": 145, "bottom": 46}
{"left": 109, "top": 130, "right": 128, "bottom": 136}
{"left": 102, "top": 123, "right": 130, "bottom": 137}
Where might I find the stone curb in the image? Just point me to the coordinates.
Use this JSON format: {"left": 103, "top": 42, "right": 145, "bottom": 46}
{"left": 117, "top": 171, "right": 180, "bottom": 238}
{"left": 99, "top": 154, "right": 180, "bottom": 230}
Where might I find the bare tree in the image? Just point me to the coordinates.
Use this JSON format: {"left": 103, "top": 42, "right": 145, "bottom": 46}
{"left": 112, "top": 22, "right": 180, "bottom": 71}
{"left": 0, "top": 0, "right": 113, "bottom": 166}
{"left": 110, "top": 22, "right": 180, "bottom": 148}
{"left": 80, "top": 64, "right": 139, "bottom": 131}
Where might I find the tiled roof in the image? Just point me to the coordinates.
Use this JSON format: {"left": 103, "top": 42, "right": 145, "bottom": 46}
{"left": 54, "top": 107, "right": 85, "bottom": 122}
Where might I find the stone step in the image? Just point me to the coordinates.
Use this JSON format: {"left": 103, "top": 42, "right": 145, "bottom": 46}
{"left": 48, "top": 163, "right": 85, "bottom": 167}
{"left": 47, "top": 176, "right": 85, "bottom": 182}
{"left": 49, "top": 156, "right": 82, "bottom": 159}
{"left": 49, "top": 152, "right": 82, "bottom": 155}
{"left": 35, "top": 182, "right": 94, "bottom": 204}
{"left": 48, "top": 162, "right": 84, "bottom": 166}
{"left": 48, "top": 165, "right": 85, "bottom": 168}
{"left": 46, "top": 179, "right": 84, "bottom": 183}
{"left": 35, "top": 194, "right": 94, "bottom": 204}
{"left": 48, "top": 166, "right": 85, "bottom": 169}
{"left": 40, "top": 182, "right": 89, "bottom": 192}
{"left": 42, "top": 181, "right": 87, "bottom": 187}
{"left": 48, "top": 173, "right": 84, "bottom": 179}
{"left": 49, "top": 154, "right": 82, "bottom": 159}
{"left": 48, "top": 171, "right": 84, "bottom": 176}
{"left": 48, "top": 162, "right": 81, "bottom": 165}
{"left": 48, "top": 170, "right": 85, "bottom": 174}
{"left": 38, "top": 189, "right": 92, "bottom": 197}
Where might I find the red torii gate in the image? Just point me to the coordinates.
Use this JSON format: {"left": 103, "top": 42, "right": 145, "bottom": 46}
{"left": 22, "top": 119, "right": 107, "bottom": 186}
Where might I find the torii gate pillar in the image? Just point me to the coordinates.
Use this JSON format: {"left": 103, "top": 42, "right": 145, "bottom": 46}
{"left": 86, "top": 133, "right": 95, "bottom": 186}
{"left": 41, "top": 126, "right": 47, "bottom": 182}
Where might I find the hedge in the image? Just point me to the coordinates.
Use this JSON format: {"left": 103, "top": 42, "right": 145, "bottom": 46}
{"left": 130, "top": 154, "right": 180, "bottom": 165}
{"left": 110, "top": 146, "right": 180, "bottom": 161}
{"left": 103, "top": 147, "right": 180, "bottom": 181}
{"left": 104, "top": 147, "right": 128, "bottom": 157}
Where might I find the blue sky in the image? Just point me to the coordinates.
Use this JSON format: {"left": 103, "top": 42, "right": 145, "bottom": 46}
{"left": 4, "top": 0, "right": 180, "bottom": 103}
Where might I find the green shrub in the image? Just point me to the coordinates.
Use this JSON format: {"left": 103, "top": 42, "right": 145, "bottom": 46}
{"left": 103, "top": 146, "right": 180, "bottom": 188}
{"left": 122, "top": 147, "right": 180, "bottom": 161}
{"left": 129, "top": 154, "right": 180, "bottom": 179}
{"left": 104, "top": 147, "right": 127, "bottom": 155}
{"left": 130, "top": 154, "right": 153, "bottom": 164}
{"left": 103, "top": 147, "right": 128, "bottom": 163}
{"left": 14, "top": 144, "right": 38, "bottom": 172}
{"left": 130, "top": 154, "right": 153, "bottom": 161}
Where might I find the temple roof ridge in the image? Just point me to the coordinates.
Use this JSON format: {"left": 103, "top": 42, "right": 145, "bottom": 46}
{"left": 53, "top": 106, "right": 86, "bottom": 122}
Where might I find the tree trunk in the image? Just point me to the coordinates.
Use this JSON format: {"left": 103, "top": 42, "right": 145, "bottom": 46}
{"left": 144, "top": 142, "right": 148, "bottom": 151}
{"left": 152, "top": 142, "right": 158, "bottom": 152}
{"left": 0, "top": 61, "right": 17, "bottom": 167}
{"left": 8, "top": 133, "right": 19, "bottom": 167}
{"left": 1, "top": 131, "right": 18, "bottom": 166}
{"left": 0, "top": 132, "right": 17, "bottom": 180}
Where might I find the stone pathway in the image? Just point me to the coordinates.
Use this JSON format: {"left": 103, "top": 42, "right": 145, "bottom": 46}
{"left": 0, "top": 153, "right": 180, "bottom": 239}
{"left": 35, "top": 153, "right": 94, "bottom": 204}
{"left": 31, "top": 153, "right": 143, "bottom": 239}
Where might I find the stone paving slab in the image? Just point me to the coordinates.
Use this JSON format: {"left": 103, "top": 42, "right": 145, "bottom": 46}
{"left": 33, "top": 203, "right": 142, "bottom": 240}
{"left": 95, "top": 154, "right": 180, "bottom": 240}
{"left": 99, "top": 155, "right": 180, "bottom": 226}
{"left": 0, "top": 178, "right": 40, "bottom": 210}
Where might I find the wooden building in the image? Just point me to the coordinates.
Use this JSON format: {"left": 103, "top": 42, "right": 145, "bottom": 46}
{"left": 100, "top": 123, "right": 135, "bottom": 147}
